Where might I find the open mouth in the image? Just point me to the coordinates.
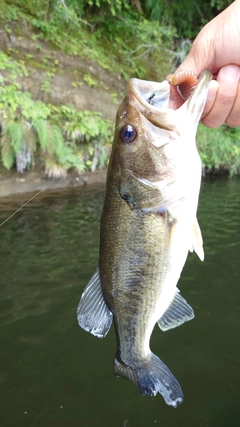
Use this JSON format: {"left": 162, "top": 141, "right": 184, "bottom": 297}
{"left": 128, "top": 71, "right": 198, "bottom": 112}
{"left": 128, "top": 78, "right": 171, "bottom": 111}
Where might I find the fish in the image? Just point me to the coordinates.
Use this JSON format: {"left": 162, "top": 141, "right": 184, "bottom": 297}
{"left": 77, "top": 70, "right": 212, "bottom": 407}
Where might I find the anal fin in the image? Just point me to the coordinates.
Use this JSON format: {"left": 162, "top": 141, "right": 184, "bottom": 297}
{"left": 158, "top": 289, "right": 194, "bottom": 331}
{"left": 77, "top": 267, "right": 113, "bottom": 338}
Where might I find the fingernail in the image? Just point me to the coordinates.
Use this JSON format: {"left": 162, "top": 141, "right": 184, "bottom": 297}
{"left": 221, "top": 64, "right": 240, "bottom": 81}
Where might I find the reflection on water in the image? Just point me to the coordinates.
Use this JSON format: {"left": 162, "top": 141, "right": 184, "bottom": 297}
{"left": 0, "top": 178, "right": 240, "bottom": 427}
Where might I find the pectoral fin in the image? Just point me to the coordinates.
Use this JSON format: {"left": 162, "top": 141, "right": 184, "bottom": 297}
{"left": 77, "top": 267, "right": 113, "bottom": 338}
{"left": 158, "top": 289, "right": 194, "bottom": 331}
{"left": 190, "top": 218, "right": 204, "bottom": 261}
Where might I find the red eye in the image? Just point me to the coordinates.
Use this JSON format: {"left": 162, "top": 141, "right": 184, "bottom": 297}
{"left": 120, "top": 125, "right": 137, "bottom": 143}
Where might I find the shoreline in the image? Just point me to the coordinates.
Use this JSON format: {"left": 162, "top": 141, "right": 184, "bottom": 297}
{"left": 0, "top": 167, "right": 231, "bottom": 200}
{"left": 0, "top": 170, "right": 107, "bottom": 199}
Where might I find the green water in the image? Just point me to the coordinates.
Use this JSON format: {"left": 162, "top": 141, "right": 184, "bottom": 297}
{"left": 0, "top": 177, "right": 240, "bottom": 427}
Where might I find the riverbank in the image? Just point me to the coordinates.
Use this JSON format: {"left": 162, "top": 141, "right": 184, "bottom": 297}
{"left": 0, "top": 169, "right": 107, "bottom": 198}
{"left": 1, "top": 2, "right": 239, "bottom": 181}
{"left": 0, "top": 2, "right": 175, "bottom": 179}
{"left": 0, "top": 165, "right": 231, "bottom": 199}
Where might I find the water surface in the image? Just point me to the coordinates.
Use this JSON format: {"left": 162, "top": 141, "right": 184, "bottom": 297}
{"left": 0, "top": 177, "right": 240, "bottom": 427}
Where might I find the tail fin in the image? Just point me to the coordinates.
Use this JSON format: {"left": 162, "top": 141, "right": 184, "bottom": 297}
{"left": 114, "top": 352, "right": 183, "bottom": 408}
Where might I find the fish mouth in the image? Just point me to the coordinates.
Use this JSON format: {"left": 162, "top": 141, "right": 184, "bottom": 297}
{"left": 128, "top": 78, "right": 171, "bottom": 112}
{"left": 128, "top": 71, "right": 199, "bottom": 112}
{"left": 127, "top": 71, "right": 212, "bottom": 130}
{"left": 127, "top": 78, "right": 177, "bottom": 130}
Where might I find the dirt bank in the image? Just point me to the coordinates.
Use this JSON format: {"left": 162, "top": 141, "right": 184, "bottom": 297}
{"left": 0, "top": 20, "right": 127, "bottom": 122}
{"left": 0, "top": 20, "right": 125, "bottom": 196}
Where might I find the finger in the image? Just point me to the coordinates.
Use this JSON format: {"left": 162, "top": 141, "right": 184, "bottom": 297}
{"left": 202, "top": 80, "right": 219, "bottom": 118}
{"left": 202, "top": 64, "right": 240, "bottom": 128}
{"left": 226, "top": 79, "right": 240, "bottom": 127}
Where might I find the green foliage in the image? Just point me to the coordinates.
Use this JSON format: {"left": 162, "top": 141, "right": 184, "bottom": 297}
{"left": 1, "top": 132, "right": 15, "bottom": 169}
{"left": 143, "top": 0, "right": 197, "bottom": 38}
{"left": 1, "top": 0, "right": 175, "bottom": 81}
{"left": 41, "top": 71, "right": 54, "bottom": 93}
{"left": 0, "top": 102, "right": 113, "bottom": 176}
{"left": 144, "top": 0, "right": 163, "bottom": 21}
{"left": 142, "top": 0, "right": 233, "bottom": 38}
{"left": 51, "top": 105, "right": 113, "bottom": 143}
{"left": 197, "top": 124, "right": 240, "bottom": 175}
{"left": 210, "top": 0, "right": 232, "bottom": 11}
{"left": 83, "top": 73, "right": 97, "bottom": 87}
{"left": 0, "top": 0, "right": 21, "bottom": 21}
{"left": 74, "top": 0, "right": 130, "bottom": 16}
{"left": 0, "top": 52, "right": 113, "bottom": 176}
{"left": 1, "top": 0, "right": 240, "bottom": 178}
{"left": 88, "top": 16, "right": 175, "bottom": 80}
{"left": 3, "top": 0, "right": 234, "bottom": 44}
{"left": 5, "top": 121, "right": 25, "bottom": 152}
{"left": 0, "top": 51, "right": 28, "bottom": 78}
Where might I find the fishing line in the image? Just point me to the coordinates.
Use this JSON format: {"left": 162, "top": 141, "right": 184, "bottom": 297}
{"left": 0, "top": 176, "right": 58, "bottom": 228}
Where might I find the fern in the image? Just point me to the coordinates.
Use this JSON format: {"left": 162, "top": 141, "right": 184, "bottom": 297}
{"left": 0, "top": 73, "right": 112, "bottom": 175}
{"left": 44, "top": 157, "right": 67, "bottom": 178}
{"left": 23, "top": 123, "right": 37, "bottom": 154}
{"left": 50, "top": 124, "right": 65, "bottom": 161}
{"left": 32, "top": 118, "right": 49, "bottom": 151}
{"left": 1, "top": 134, "right": 15, "bottom": 170}
{"left": 5, "top": 122, "right": 25, "bottom": 153}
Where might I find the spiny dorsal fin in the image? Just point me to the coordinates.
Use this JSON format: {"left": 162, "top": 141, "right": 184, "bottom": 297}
{"left": 158, "top": 289, "right": 194, "bottom": 331}
{"left": 190, "top": 218, "right": 204, "bottom": 261}
{"left": 77, "top": 267, "right": 113, "bottom": 338}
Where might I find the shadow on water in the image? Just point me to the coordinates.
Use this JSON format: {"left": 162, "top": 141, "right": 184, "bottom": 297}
{"left": 0, "top": 177, "right": 240, "bottom": 427}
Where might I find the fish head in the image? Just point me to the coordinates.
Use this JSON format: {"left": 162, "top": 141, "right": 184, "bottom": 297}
{"left": 112, "top": 80, "right": 178, "bottom": 184}
{"left": 109, "top": 71, "right": 212, "bottom": 211}
{"left": 113, "top": 94, "right": 172, "bottom": 180}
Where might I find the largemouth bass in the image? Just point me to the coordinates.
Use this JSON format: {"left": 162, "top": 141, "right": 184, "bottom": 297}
{"left": 77, "top": 70, "right": 212, "bottom": 407}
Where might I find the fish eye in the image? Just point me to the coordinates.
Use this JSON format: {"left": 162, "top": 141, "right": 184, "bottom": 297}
{"left": 120, "top": 125, "right": 137, "bottom": 143}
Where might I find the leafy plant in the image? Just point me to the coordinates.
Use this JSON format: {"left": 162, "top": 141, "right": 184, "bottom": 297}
{"left": 1, "top": 0, "right": 240, "bottom": 178}
{"left": 0, "top": 54, "right": 114, "bottom": 176}
{"left": 41, "top": 71, "right": 54, "bottom": 93}
{"left": 197, "top": 124, "right": 240, "bottom": 175}
{"left": 83, "top": 73, "right": 97, "bottom": 87}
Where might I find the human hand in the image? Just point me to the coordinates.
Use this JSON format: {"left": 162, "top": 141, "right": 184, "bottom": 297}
{"left": 177, "top": 0, "right": 240, "bottom": 128}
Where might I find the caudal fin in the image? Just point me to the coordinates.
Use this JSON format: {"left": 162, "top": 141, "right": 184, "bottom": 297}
{"left": 114, "top": 352, "right": 183, "bottom": 408}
